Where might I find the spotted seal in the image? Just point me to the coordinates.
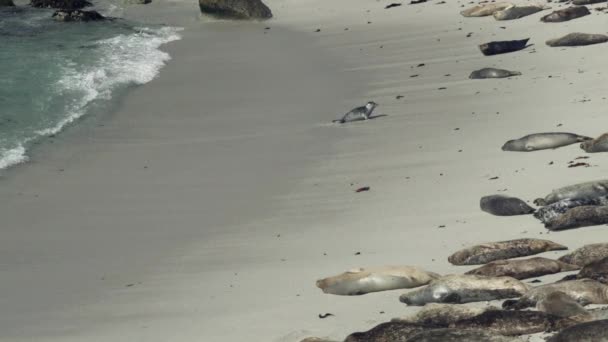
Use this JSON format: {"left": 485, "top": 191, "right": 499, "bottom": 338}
{"left": 546, "top": 319, "right": 608, "bottom": 342}
{"left": 502, "top": 133, "right": 591, "bottom": 152}
{"left": 534, "top": 196, "right": 608, "bottom": 224}
{"left": 469, "top": 68, "right": 522, "bottom": 79}
{"left": 466, "top": 257, "right": 579, "bottom": 280}
{"left": 559, "top": 244, "right": 608, "bottom": 267}
{"left": 392, "top": 303, "right": 499, "bottom": 326}
{"left": 545, "top": 205, "right": 608, "bottom": 231}
{"left": 547, "top": 33, "right": 608, "bottom": 47}
{"left": 448, "top": 238, "right": 567, "bottom": 266}
{"left": 343, "top": 322, "right": 438, "bottom": 342}
{"left": 450, "top": 309, "right": 577, "bottom": 335}
{"left": 534, "top": 180, "right": 608, "bottom": 206}
{"left": 493, "top": 4, "right": 547, "bottom": 20}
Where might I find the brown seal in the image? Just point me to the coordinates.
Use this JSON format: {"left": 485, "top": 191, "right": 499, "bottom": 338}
{"left": 466, "top": 257, "right": 579, "bottom": 280}
{"left": 450, "top": 309, "right": 577, "bottom": 335}
{"left": 546, "top": 33, "right": 608, "bottom": 47}
{"left": 448, "top": 238, "right": 567, "bottom": 266}
{"left": 536, "top": 291, "right": 591, "bottom": 318}
{"left": 546, "top": 319, "right": 608, "bottom": 342}
{"left": 559, "top": 243, "right": 608, "bottom": 267}
{"left": 545, "top": 205, "right": 608, "bottom": 231}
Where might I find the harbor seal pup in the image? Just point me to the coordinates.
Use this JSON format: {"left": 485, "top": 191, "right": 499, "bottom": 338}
{"left": 559, "top": 243, "right": 608, "bottom": 267}
{"left": 460, "top": 2, "right": 512, "bottom": 17}
{"left": 493, "top": 5, "right": 548, "bottom": 20}
{"left": 343, "top": 322, "right": 438, "bottom": 342}
{"left": 392, "top": 303, "right": 499, "bottom": 326}
{"left": 480, "top": 195, "right": 535, "bottom": 216}
{"left": 466, "top": 257, "right": 580, "bottom": 280}
{"left": 470, "top": 68, "right": 522, "bottom": 79}
{"left": 503, "top": 279, "right": 608, "bottom": 310}
{"left": 406, "top": 328, "right": 523, "bottom": 342}
{"left": 448, "top": 238, "right": 567, "bottom": 266}
{"left": 575, "top": 257, "right": 608, "bottom": 284}
{"left": 399, "top": 274, "right": 530, "bottom": 305}
{"left": 537, "top": 291, "right": 591, "bottom": 318}
{"left": 546, "top": 319, "right": 608, "bottom": 342}
{"left": 534, "top": 180, "right": 608, "bottom": 206}
{"left": 581, "top": 133, "right": 608, "bottom": 153}
{"left": 316, "top": 265, "right": 440, "bottom": 295}
{"left": 546, "top": 33, "right": 608, "bottom": 47}
{"left": 534, "top": 196, "right": 608, "bottom": 224}
{"left": 333, "top": 101, "right": 378, "bottom": 124}
{"left": 540, "top": 6, "right": 590, "bottom": 22}
{"left": 502, "top": 133, "right": 591, "bottom": 152}
{"left": 544, "top": 205, "right": 608, "bottom": 231}
{"left": 479, "top": 38, "right": 529, "bottom": 56}
{"left": 450, "top": 310, "right": 577, "bottom": 335}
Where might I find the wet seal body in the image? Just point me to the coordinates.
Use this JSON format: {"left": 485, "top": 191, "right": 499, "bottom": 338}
{"left": 406, "top": 328, "right": 522, "bottom": 342}
{"left": 343, "top": 322, "right": 437, "bottom": 342}
{"left": 470, "top": 68, "right": 522, "bottom": 79}
{"left": 450, "top": 309, "right": 577, "bottom": 335}
{"left": 493, "top": 5, "right": 547, "bottom": 20}
{"left": 448, "top": 238, "right": 567, "bottom": 266}
{"left": 541, "top": 6, "right": 590, "bottom": 22}
{"left": 502, "top": 133, "right": 591, "bottom": 152}
{"left": 537, "top": 291, "right": 591, "bottom": 318}
{"left": 466, "top": 257, "right": 579, "bottom": 280}
{"left": 460, "top": 2, "right": 512, "bottom": 17}
{"left": 503, "top": 279, "right": 608, "bottom": 310}
{"left": 399, "top": 274, "right": 530, "bottom": 305}
{"left": 393, "top": 303, "right": 498, "bottom": 326}
{"left": 316, "top": 265, "right": 439, "bottom": 295}
{"left": 333, "top": 101, "right": 378, "bottom": 124}
{"left": 479, "top": 38, "right": 529, "bottom": 56}
{"left": 547, "top": 33, "right": 608, "bottom": 47}
{"left": 534, "top": 179, "right": 608, "bottom": 206}
{"left": 581, "top": 133, "right": 608, "bottom": 153}
{"left": 546, "top": 319, "right": 608, "bottom": 342}
{"left": 480, "top": 195, "right": 534, "bottom": 216}
{"left": 559, "top": 244, "right": 608, "bottom": 267}
{"left": 534, "top": 196, "right": 608, "bottom": 224}
{"left": 545, "top": 205, "right": 608, "bottom": 231}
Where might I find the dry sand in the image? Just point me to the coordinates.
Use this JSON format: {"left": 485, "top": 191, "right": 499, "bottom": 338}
{"left": 1, "top": 0, "right": 607, "bottom": 341}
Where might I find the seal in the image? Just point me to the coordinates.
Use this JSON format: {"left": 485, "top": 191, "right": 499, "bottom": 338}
{"left": 533, "top": 196, "right": 608, "bottom": 224}
{"left": 581, "top": 133, "right": 608, "bottom": 153}
{"left": 493, "top": 4, "right": 547, "bottom": 20}
{"left": 572, "top": 0, "right": 605, "bottom": 4}
{"left": 533, "top": 179, "right": 608, "bottom": 206}
{"left": 537, "top": 291, "right": 591, "bottom": 318}
{"left": 333, "top": 101, "right": 378, "bottom": 124}
{"left": 502, "top": 279, "right": 608, "bottom": 310}
{"left": 544, "top": 205, "right": 608, "bottom": 231}
{"left": 448, "top": 238, "right": 567, "bottom": 266}
{"left": 559, "top": 244, "right": 608, "bottom": 267}
{"left": 406, "top": 328, "right": 522, "bottom": 342}
{"left": 546, "top": 33, "right": 608, "bottom": 47}
{"left": 465, "top": 257, "right": 580, "bottom": 280}
{"left": 575, "top": 256, "right": 608, "bottom": 284}
{"left": 501, "top": 133, "right": 591, "bottom": 152}
{"left": 469, "top": 68, "right": 522, "bottom": 79}
{"left": 460, "top": 2, "right": 512, "bottom": 17}
{"left": 540, "top": 6, "right": 590, "bottom": 22}
{"left": 343, "top": 322, "right": 438, "bottom": 342}
{"left": 479, "top": 38, "right": 529, "bottom": 56}
{"left": 399, "top": 274, "right": 530, "bottom": 305}
{"left": 392, "top": 303, "right": 499, "bottom": 326}
{"left": 480, "top": 195, "right": 535, "bottom": 216}
{"left": 450, "top": 309, "right": 577, "bottom": 335}
{"left": 546, "top": 319, "right": 608, "bottom": 342}
{"left": 316, "top": 265, "right": 440, "bottom": 295}
{"left": 300, "top": 338, "right": 338, "bottom": 342}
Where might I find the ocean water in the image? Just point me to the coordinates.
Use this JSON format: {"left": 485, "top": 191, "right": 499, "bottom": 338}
{"left": 0, "top": 5, "right": 181, "bottom": 170}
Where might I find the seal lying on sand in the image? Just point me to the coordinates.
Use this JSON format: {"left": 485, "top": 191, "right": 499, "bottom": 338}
{"left": 540, "top": 6, "right": 590, "bottom": 22}
{"left": 573, "top": 0, "right": 605, "bottom": 4}
{"left": 534, "top": 196, "right": 608, "bottom": 224}
{"left": 333, "top": 101, "right": 378, "bottom": 123}
{"left": 343, "top": 322, "right": 437, "bottom": 342}
{"left": 393, "top": 303, "right": 499, "bottom": 326}
{"left": 537, "top": 291, "right": 591, "bottom": 318}
{"left": 533, "top": 179, "right": 608, "bottom": 206}
{"left": 466, "top": 257, "right": 579, "bottom": 280}
{"left": 502, "top": 133, "right": 591, "bottom": 152}
{"left": 470, "top": 68, "right": 522, "bottom": 79}
{"left": 546, "top": 319, "right": 608, "bottom": 342}
{"left": 480, "top": 195, "right": 534, "bottom": 216}
{"left": 503, "top": 279, "right": 608, "bottom": 309}
{"left": 479, "top": 38, "right": 529, "bottom": 56}
{"left": 406, "top": 328, "right": 523, "bottom": 342}
{"left": 460, "top": 2, "right": 512, "bottom": 17}
{"left": 544, "top": 205, "right": 608, "bottom": 231}
{"left": 546, "top": 33, "right": 608, "bottom": 47}
{"left": 448, "top": 238, "right": 567, "bottom": 266}
{"left": 450, "top": 309, "right": 577, "bottom": 335}
{"left": 581, "top": 133, "right": 608, "bottom": 153}
{"left": 559, "top": 243, "right": 608, "bottom": 267}
{"left": 316, "top": 266, "right": 440, "bottom": 295}
{"left": 493, "top": 4, "right": 547, "bottom": 20}
{"left": 399, "top": 274, "right": 530, "bottom": 305}
{"left": 574, "top": 256, "right": 608, "bottom": 284}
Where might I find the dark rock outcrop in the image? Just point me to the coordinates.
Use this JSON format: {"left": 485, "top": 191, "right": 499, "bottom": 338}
{"left": 52, "top": 9, "right": 105, "bottom": 22}
{"left": 0, "top": 0, "right": 15, "bottom": 7}
{"left": 30, "top": 0, "right": 92, "bottom": 9}
{"left": 199, "top": 0, "right": 272, "bottom": 20}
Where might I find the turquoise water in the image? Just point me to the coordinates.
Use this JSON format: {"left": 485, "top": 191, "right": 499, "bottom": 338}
{"left": 0, "top": 5, "right": 181, "bottom": 169}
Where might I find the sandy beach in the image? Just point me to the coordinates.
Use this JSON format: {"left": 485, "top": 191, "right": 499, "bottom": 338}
{"left": 1, "top": 0, "right": 608, "bottom": 341}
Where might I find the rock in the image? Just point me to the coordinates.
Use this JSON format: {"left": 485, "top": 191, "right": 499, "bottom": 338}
{"left": 52, "top": 9, "right": 105, "bottom": 22}
{"left": 540, "top": 6, "right": 590, "bottom": 22}
{"left": 493, "top": 5, "right": 547, "bottom": 20}
{"left": 546, "top": 33, "right": 608, "bottom": 47}
{"left": 30, "top": 0, "right": 92, "bottom": 9}
{"left": 125, "top": 0, "right": 151, "bottom": 3}
{"left": 0, "top": 0, "right": 15, "bottom": 7}
{"left": 198, "top": 0, "right": 272, "bottom": 20}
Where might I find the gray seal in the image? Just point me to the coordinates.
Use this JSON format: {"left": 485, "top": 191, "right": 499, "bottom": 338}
{"left": 460, "top": 2, "right": 512, "bottom": 17}
{"left": 581, "top": 133, "right": 608, "bottom": 153}
{"left": 559, "top": 244, "right": 608, "bottom": 267}
{"left": 575, "top": 256, "right": 608, "bottom": 284}
{"left": 448, "top": 238, "right": 567, "bottom": 266}
{"left": 469, "top": 68, "right": 522, "bottom": 79}
{"left": 399, "top": 274, "right": 530, "bottom": 305}
{"left": 343, "top": 322, "right": 438, "bottom": 342}
{"left": 540, "top": 6, "right": 590, "bottom": 22}
{"left": 393, "top": 303, "right": 498, "bottom": 326}
{"left": 502, "top": 279, "right": 608, "bottom": 310}
{"left": 545, "top": 205, "right": 608, "bottom": 231}
{"left": 450, "top": 310, "right": 577, "bottom": 335}
{"left": 480, "top": 195, "right": 534, "bottom": 216}
{"left": 546, "top": 319, "right": 608, "bottom": 342}
{"left": 534, "top": 196, "right": 608, "bottom": 224}
{"left": 502, "top": 132, "right": 591, "bottom": 152}
{"left": 465, "top": 257, "right": 579, "bottom": 280}
{"left": 479, "top": 38, "right": 529, "bottom": 56}
{"left": 333, "top": 101, "right": 378, "bottom": 123}
{"left": 406, "top": 328, "right": 523, "bottom": 342}
{"left": 534, "top": 179, "right": 608, "bottom": 206}
{"left": 537, "top": 291, "right": 591, "bottom": 318}
{"left": 547, "top": 33, "right": 608, "bottom": 47}
{"left": 493, "top": 5, "right": 547, "bottom": 20}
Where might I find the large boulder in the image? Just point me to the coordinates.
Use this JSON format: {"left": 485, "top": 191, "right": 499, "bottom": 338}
{"left": 30, "top": 0, "right": 92, "bottom": 9}
{"left": 199, "top": 0, "right": 272, "bottom": 20}
{"left": 52, "top": 9, "right": 105, "bottom": 22}
{"left": 0, "top": 0, "right": 15, "bottom": 7}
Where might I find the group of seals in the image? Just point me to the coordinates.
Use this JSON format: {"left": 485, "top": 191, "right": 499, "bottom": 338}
{"left": 540, "top": 6, "right": 590, "bottom": 22}
{"left": 501, "top": 133, "right": 591, "bottom": 152}
{"left": 448, "top": 238, "right": 567, "bottom": 265}
{"left": 333, "top": 101, "right": 378, "bottom": 124}
{"left": 534, "top": 179, "right": 608, "bottom": 206}
{"left": 480, "top": 195, "right": 535, "bottom": 216}
{"left": 545, "top": 205, "right": 608, "bottom": 231}
{"left": 547, "top": 33, "right": 608, "bottom": 47}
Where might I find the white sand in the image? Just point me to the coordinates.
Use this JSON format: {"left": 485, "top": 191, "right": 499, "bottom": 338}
{"left": 1, "top": 0, "right": 608, "bottom": 341}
